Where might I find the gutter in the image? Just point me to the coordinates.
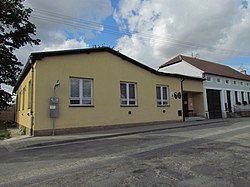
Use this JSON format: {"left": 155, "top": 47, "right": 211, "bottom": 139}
{"left": 181, "top": 78, "right": 185, "bottom": 122}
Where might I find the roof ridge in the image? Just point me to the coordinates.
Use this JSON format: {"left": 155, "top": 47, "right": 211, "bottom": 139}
{"left": 160, "top": 54, "right": 250, "bottom": 81}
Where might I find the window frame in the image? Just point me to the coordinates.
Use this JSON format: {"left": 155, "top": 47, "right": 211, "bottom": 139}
{"left": 28, "top": 81, "right": 31, "bottom": 109}
{"left": 240, "top": 81, "right": 244, "bottom": 87}
{"left": 69, "top": 77, "right": 93, "bottom": 106}
{"left": 120, "top": 82, "right": 137, "bottom": 106}
{"left": 206, "top": 76, "right": 212, "bottom": 82}
{"left": 156, "top": 85, "right": 169, "bottom": 106}
{"left": 225, "top": 79, "right": 230, "bottom": 85}
{"left": 216, "top": 78, "right": 222, "bottom": 84}
{"left": 22, "top": 86, "right": 26, "bottom": 110}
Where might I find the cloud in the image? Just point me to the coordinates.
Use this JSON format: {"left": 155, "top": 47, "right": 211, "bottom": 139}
{"left": 114, "top": 0, "right": 250, "bottom": 68}
{"left": 14, "top": 0, "right": 112, "bottom": 65}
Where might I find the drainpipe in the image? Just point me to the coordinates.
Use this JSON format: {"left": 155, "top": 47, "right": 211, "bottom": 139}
{"left": 29, "top": 58, "right": 34, "bottom": 136}
{"left": 181, "top": 78, "right": 185, "bottom": 122}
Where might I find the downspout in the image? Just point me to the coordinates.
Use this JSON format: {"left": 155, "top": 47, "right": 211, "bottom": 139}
{"left": 181, "top": 78, "right": 185, "bottom": 122}
{"left": 29, "top": 58, "right": 34, "bottom": 136}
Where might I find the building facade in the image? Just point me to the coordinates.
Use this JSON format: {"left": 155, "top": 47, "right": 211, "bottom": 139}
{"left": 159, "top": 55, "right": 250, "bottom": 119}
{"left": 14, "top": 48, "right": 204, "bottom": 136}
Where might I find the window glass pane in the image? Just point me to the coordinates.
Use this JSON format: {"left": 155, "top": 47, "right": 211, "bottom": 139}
{"left": 70, "top": 79, "right": 79, "bottom": 97}
{"left": 70, "top": 100, "right": 80, "bottom": 104}
{"left": 129, "top": 100, "right": 136, "bottom": 105}
{"left": 82, "top": 98, "right": 91, "bottom": 104}
{"left": 120, "top": 83, "right": 127, "bottom": 99}
{"left": 129, "top": 84, "right": 135, "bottom": 99}
{"left": 82, "top": 80, "right": 91, "bottom": 98}
{"left": 163, "top": 101, "right": 168, "bottom": 105}
{"left": 121, "top": 100, "right": 127, "bottom": 105}
{"left": 162, "top": 87, "right": 167, "bottom": 100}
{"left": 156, "top": 86, "right": 161, "bottom": 100}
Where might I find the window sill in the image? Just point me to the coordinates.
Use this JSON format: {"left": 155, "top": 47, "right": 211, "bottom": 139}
{"left": 120, "top": 105, "right": 138, "bottom": 107}
{"left": 157, "top": 105, "right": 170, "bottom": 107}
{"left": 69, "top": 105, "right": 94, "bottom": 107}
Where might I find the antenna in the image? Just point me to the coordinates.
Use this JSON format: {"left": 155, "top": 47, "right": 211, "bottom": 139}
{"left": 238, "top": 64, "right": 247, "bottom": 71}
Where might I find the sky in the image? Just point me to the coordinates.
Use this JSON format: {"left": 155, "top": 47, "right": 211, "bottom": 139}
{"left": 4, "top": 0, "right": 250, "bottom": 92}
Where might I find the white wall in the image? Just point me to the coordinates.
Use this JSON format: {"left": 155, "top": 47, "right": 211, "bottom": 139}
{"left": 204, "top": 74, "right": 250, "bottom": 118}
{"left": 160, "top": 62, "right": 250, "bottom": 118}
{"left": 159, "top": 61, "right": 204, "bottom": 78}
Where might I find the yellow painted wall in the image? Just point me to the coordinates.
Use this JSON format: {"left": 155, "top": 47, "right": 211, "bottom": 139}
{"left": 192, "top": 93, "right": 205, "bottom": 116}
{"left": 16, "top": 51, "right": 204, "bottom": 133}
{"left": 16, "top": 63, "right": 37, "bottom": 134}
{"left": 33, "top": 51, "right": 185, "bottom": 131}
{"left": 183, "top": 79, "right": 203, "bottom": 92}
{"left": 183, "top": 79, "right": 204, "bottom": 117}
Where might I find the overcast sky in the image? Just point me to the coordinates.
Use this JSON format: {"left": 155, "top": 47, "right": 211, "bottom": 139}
{"left": 10, "top": 0, "right": 250, "bottom": 92}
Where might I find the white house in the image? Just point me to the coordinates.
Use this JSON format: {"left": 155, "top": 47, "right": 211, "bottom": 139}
{"left": 159, "top": 55, "right": 250, "bottom": 119}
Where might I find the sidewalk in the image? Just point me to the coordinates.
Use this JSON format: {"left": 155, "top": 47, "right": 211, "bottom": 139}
{"left": 0, "top": 118, "right": 230, "bottom": 152}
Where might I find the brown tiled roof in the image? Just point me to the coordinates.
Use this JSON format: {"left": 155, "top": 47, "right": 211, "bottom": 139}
{"left": 159, "top": 55, "right": 250, "bottom": 81}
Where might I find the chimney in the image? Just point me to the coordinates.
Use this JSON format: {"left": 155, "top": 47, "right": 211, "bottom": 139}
{"left": 241, "top": 70, "right": 247, "bottom": 75}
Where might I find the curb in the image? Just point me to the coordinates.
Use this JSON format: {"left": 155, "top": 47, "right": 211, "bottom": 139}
{"left": 18, "top": 119, "right": 228, "bottom": 150}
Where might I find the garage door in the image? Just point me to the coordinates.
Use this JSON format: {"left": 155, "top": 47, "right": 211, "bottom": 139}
{"left": 206, "top": 89, "right": 222, "bottom": 119}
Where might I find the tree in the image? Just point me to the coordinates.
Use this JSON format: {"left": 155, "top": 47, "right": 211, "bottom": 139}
{"left": 0, "top": 0, "right": 40, "bottom": 111}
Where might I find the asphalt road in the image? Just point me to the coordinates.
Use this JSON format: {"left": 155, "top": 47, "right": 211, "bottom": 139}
{"left": 0, "top": 118, "right": 249, "bottom": 187}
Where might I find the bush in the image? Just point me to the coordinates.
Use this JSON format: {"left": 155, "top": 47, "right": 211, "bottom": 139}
{"left": 19, "top": 126, "right": 26, "bottom": 135}
{"left": 243, "top": 101, "right": 248, "bottom": 105}
{"left": 0, "top": 130, "right": 11, "bottom": 140}
{"left": 236, "top": 102, "right": 241, "bottom": 105}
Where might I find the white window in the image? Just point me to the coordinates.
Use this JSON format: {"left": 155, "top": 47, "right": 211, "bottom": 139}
{"left": 70, "top": 78, "right": 93, "bottom": 106}
{"left": 120, "top": 82, "right": 137, "bottom": 106}
{"left": 206, "top": 76, "right": 212, "bottom": 82}
{"left": 225, "top": 79, "right": 230, "bottom": 85}
{"left": 216, "top": 78, "right": 221, "bottom": 83}
{"left": 233, "top": 80, "right": 238, "bottom": 85}
{"left": 156, "top": 85, "right": 169, "bottom": 106}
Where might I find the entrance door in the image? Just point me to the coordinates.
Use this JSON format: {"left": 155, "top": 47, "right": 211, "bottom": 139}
{"left": 226, "top": 91, "right": 232, "bottom": 112}
{"left": 183, "top": 93, "right": 189, "bottom": 117}
{"left": 206, "top": 89, "right": 222, "bottom": 119}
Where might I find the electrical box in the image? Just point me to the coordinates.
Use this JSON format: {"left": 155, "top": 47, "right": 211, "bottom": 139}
{"left": 49, "top": 97, "right": 59, "bottom": 118}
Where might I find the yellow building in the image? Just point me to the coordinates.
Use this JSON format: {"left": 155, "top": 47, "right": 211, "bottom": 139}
{"left": 13, "top": 47, "right": 204, "bottom": 136}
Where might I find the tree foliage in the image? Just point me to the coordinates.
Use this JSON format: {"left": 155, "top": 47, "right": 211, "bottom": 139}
{"left": 0, "top": 0, "right": 40, "bottom": 110}
{"left": 0, "top": 89, "right": 12, "bottom": 111}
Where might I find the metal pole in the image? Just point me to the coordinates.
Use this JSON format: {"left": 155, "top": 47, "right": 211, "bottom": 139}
{"left": 181, "top": 78, "right": 185, "bottom": 122}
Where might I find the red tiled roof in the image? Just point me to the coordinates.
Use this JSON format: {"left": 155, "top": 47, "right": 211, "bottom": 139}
{"left": 159, "top": 55, "right": 250, "bottom": 81}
